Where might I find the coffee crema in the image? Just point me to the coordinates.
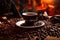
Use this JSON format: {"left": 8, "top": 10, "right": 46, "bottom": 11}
{"left": 22, "top": 12, "right": 38, "bottom": 20}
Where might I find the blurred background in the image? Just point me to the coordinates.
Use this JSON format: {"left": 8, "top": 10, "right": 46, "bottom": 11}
{"left": 14, "top": 0, "right": 60, "bottom": 16}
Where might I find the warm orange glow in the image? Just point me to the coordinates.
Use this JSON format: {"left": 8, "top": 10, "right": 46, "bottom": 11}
{"left": 16, "top": 0, "right": 55, "bottom": 10}
{"left": 41, "top": 0, "right": 54, "bottom": 4}
{"left": 42, "top": 0, "right": 55, "bottom": 16}
{"left": 48, "top": 5, "right": 55, "bottom": 8}
{"left": 15, "top": 0, "right": 56, "bottom": 16}
{"left": 41, "top": 0, "right": 55, "bottom": 8}
{"left": 36, "top": 5, "right": 47, "bottom": 11}
{"left": 32, "top": 0, "right": 37, "bottom": 7}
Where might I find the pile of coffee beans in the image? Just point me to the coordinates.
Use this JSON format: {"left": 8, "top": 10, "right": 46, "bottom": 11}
{"left": 0, "top": 18, "right": 60, "bottom": 40}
